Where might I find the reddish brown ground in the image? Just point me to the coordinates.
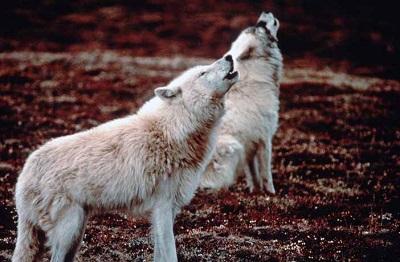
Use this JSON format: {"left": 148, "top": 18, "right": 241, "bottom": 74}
{"left": 0, "top": 1, "right": 399, "bottom": 261}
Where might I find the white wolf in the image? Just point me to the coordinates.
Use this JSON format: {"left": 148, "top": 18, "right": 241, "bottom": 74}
{"left": 12, "top": 55, "right": 238, "bottom": 262}
{"left": 200, "top": 12, "right": 283, "bottom": 194}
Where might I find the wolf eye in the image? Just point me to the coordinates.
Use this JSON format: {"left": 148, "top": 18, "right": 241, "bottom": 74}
{"left": 200, "top": 72, "right": 206, "bottom": 77}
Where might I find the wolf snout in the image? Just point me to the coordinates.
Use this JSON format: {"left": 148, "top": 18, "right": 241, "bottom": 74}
{"left": 224, "top": 55, "right": 238, "bottom": 81}
{"left": 224, "top": 55, "right": 234, "bottom": 72}
{"left": 225, "top": 54, "right": 233, "bottom": 63}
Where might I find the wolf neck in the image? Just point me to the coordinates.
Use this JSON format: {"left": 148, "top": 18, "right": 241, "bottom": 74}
{"left": 261, "top": 47, "right": 283, "bottom": 87}
{"left": 236, "top": 51, "right": 282, "bottom": 93}
{"left": 159, "top": 104, "right": 222, "bottom": 145}
{"left": 156, "top": 106, "right": 222, "bottom": 174}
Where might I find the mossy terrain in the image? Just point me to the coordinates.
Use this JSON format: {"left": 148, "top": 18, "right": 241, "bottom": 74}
{"left": 1, "top": 1, "right": 398, "bottom": 261}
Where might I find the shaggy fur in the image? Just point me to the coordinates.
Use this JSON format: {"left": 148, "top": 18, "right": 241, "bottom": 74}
{"left": 13, "top": 56, "right": 238, "bottom": 262}
{"left": 200, "top": 12, "right": 283, "bottom": 194}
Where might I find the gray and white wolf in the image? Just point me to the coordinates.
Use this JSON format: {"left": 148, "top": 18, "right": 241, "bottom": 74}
{"left": 12, "top": 55, "right": 238, "bottom": 262}
{"left": 200, "top": 12, "right": 283, "bottom": 194}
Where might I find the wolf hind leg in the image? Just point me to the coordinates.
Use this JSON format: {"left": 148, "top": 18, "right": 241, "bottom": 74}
{"left": 12, "top": 216, "right": 46, "bottom": 262}
{"left": 200, "top": 164, "right": 237, "bottom": 189}
{"left": 200, "top": 137, "right": 244, "bottom": 189}
{"left": 48, "top": 204, "right": 88, "bottom": 262}
{"left": 248, "top": 154, "right": 261, "bottom": 191}
{"left": 243, "top": 156, "right": 255, "bottom": 192}
{"left": 256, "top": 139, "right": 276, "bottom": 194}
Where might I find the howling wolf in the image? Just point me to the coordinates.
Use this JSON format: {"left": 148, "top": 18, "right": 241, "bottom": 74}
{"left": 13, "top": 55, "right": 238, "bottom": 262}
{"left": 200, "top": 12, "right": 283, "bottom": 194}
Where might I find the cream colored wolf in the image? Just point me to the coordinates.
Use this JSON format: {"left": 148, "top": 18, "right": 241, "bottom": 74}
{"left": 12, "top": 55, "right": 238, "bottom": 262}
{"left": 200, "top": 12, "right": 283, "bottom": 194}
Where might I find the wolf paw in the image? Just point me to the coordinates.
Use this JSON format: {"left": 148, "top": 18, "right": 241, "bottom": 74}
{"left": 263, "top": 178, "right": 276, "bottom": 195}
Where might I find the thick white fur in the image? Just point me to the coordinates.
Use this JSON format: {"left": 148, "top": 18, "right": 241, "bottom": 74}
{"left": 200, "top": 12, "right": 283, "bottom": 194}
{"left": 13, "top": 56, "right": 238, "bottom": 262}
{"left": 200, "top": 135, "right": 250, "bottom": 189}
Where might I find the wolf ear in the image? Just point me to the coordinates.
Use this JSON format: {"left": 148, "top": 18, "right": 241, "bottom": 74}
{"left": 256, "top": 12, "right": 279, "bottom": 41}
{"left": 155, "top": 86, "right": 180, "bottom": 101}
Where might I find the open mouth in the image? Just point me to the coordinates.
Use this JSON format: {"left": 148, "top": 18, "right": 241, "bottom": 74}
{"left": 224, "top": 61, "right": 238, "bottom": 80}
{"left": 223, "top": 55, "right": 238, "bottom": 81}
{"left": 224, "top": 70, "right": 238, "bottom": 80}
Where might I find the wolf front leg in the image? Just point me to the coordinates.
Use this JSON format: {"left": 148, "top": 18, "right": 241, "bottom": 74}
{"left": 152, "top": 202, "right": 178, "bottom": 262}
{"left": 49, "top": 204, "right": 88, "bottom": 262}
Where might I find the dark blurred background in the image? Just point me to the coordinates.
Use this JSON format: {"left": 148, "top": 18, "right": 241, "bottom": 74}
{"left": 1, "top": 0, "right": 398, "bottom": 78}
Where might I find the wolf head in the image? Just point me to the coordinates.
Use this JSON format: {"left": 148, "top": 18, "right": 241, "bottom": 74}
{"left": 225, "top": 12, "right": 282, "bottom": 82}
{"left": 254, "top": 12, "right": 279, "bottom": 42}
{"left": 154, "top": 55, "right": 239, "bottom": 121}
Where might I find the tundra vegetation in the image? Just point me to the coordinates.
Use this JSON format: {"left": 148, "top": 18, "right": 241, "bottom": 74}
{"left": 0, "top": 1, "right": 399, "bottom": 261}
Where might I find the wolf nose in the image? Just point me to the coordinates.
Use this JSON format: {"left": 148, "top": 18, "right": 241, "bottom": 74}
{"left": 225, "top": 55, "right": 233, "bottom": 63}
{"left": 224, "top": 55, "right": 234, "bottom": 71}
